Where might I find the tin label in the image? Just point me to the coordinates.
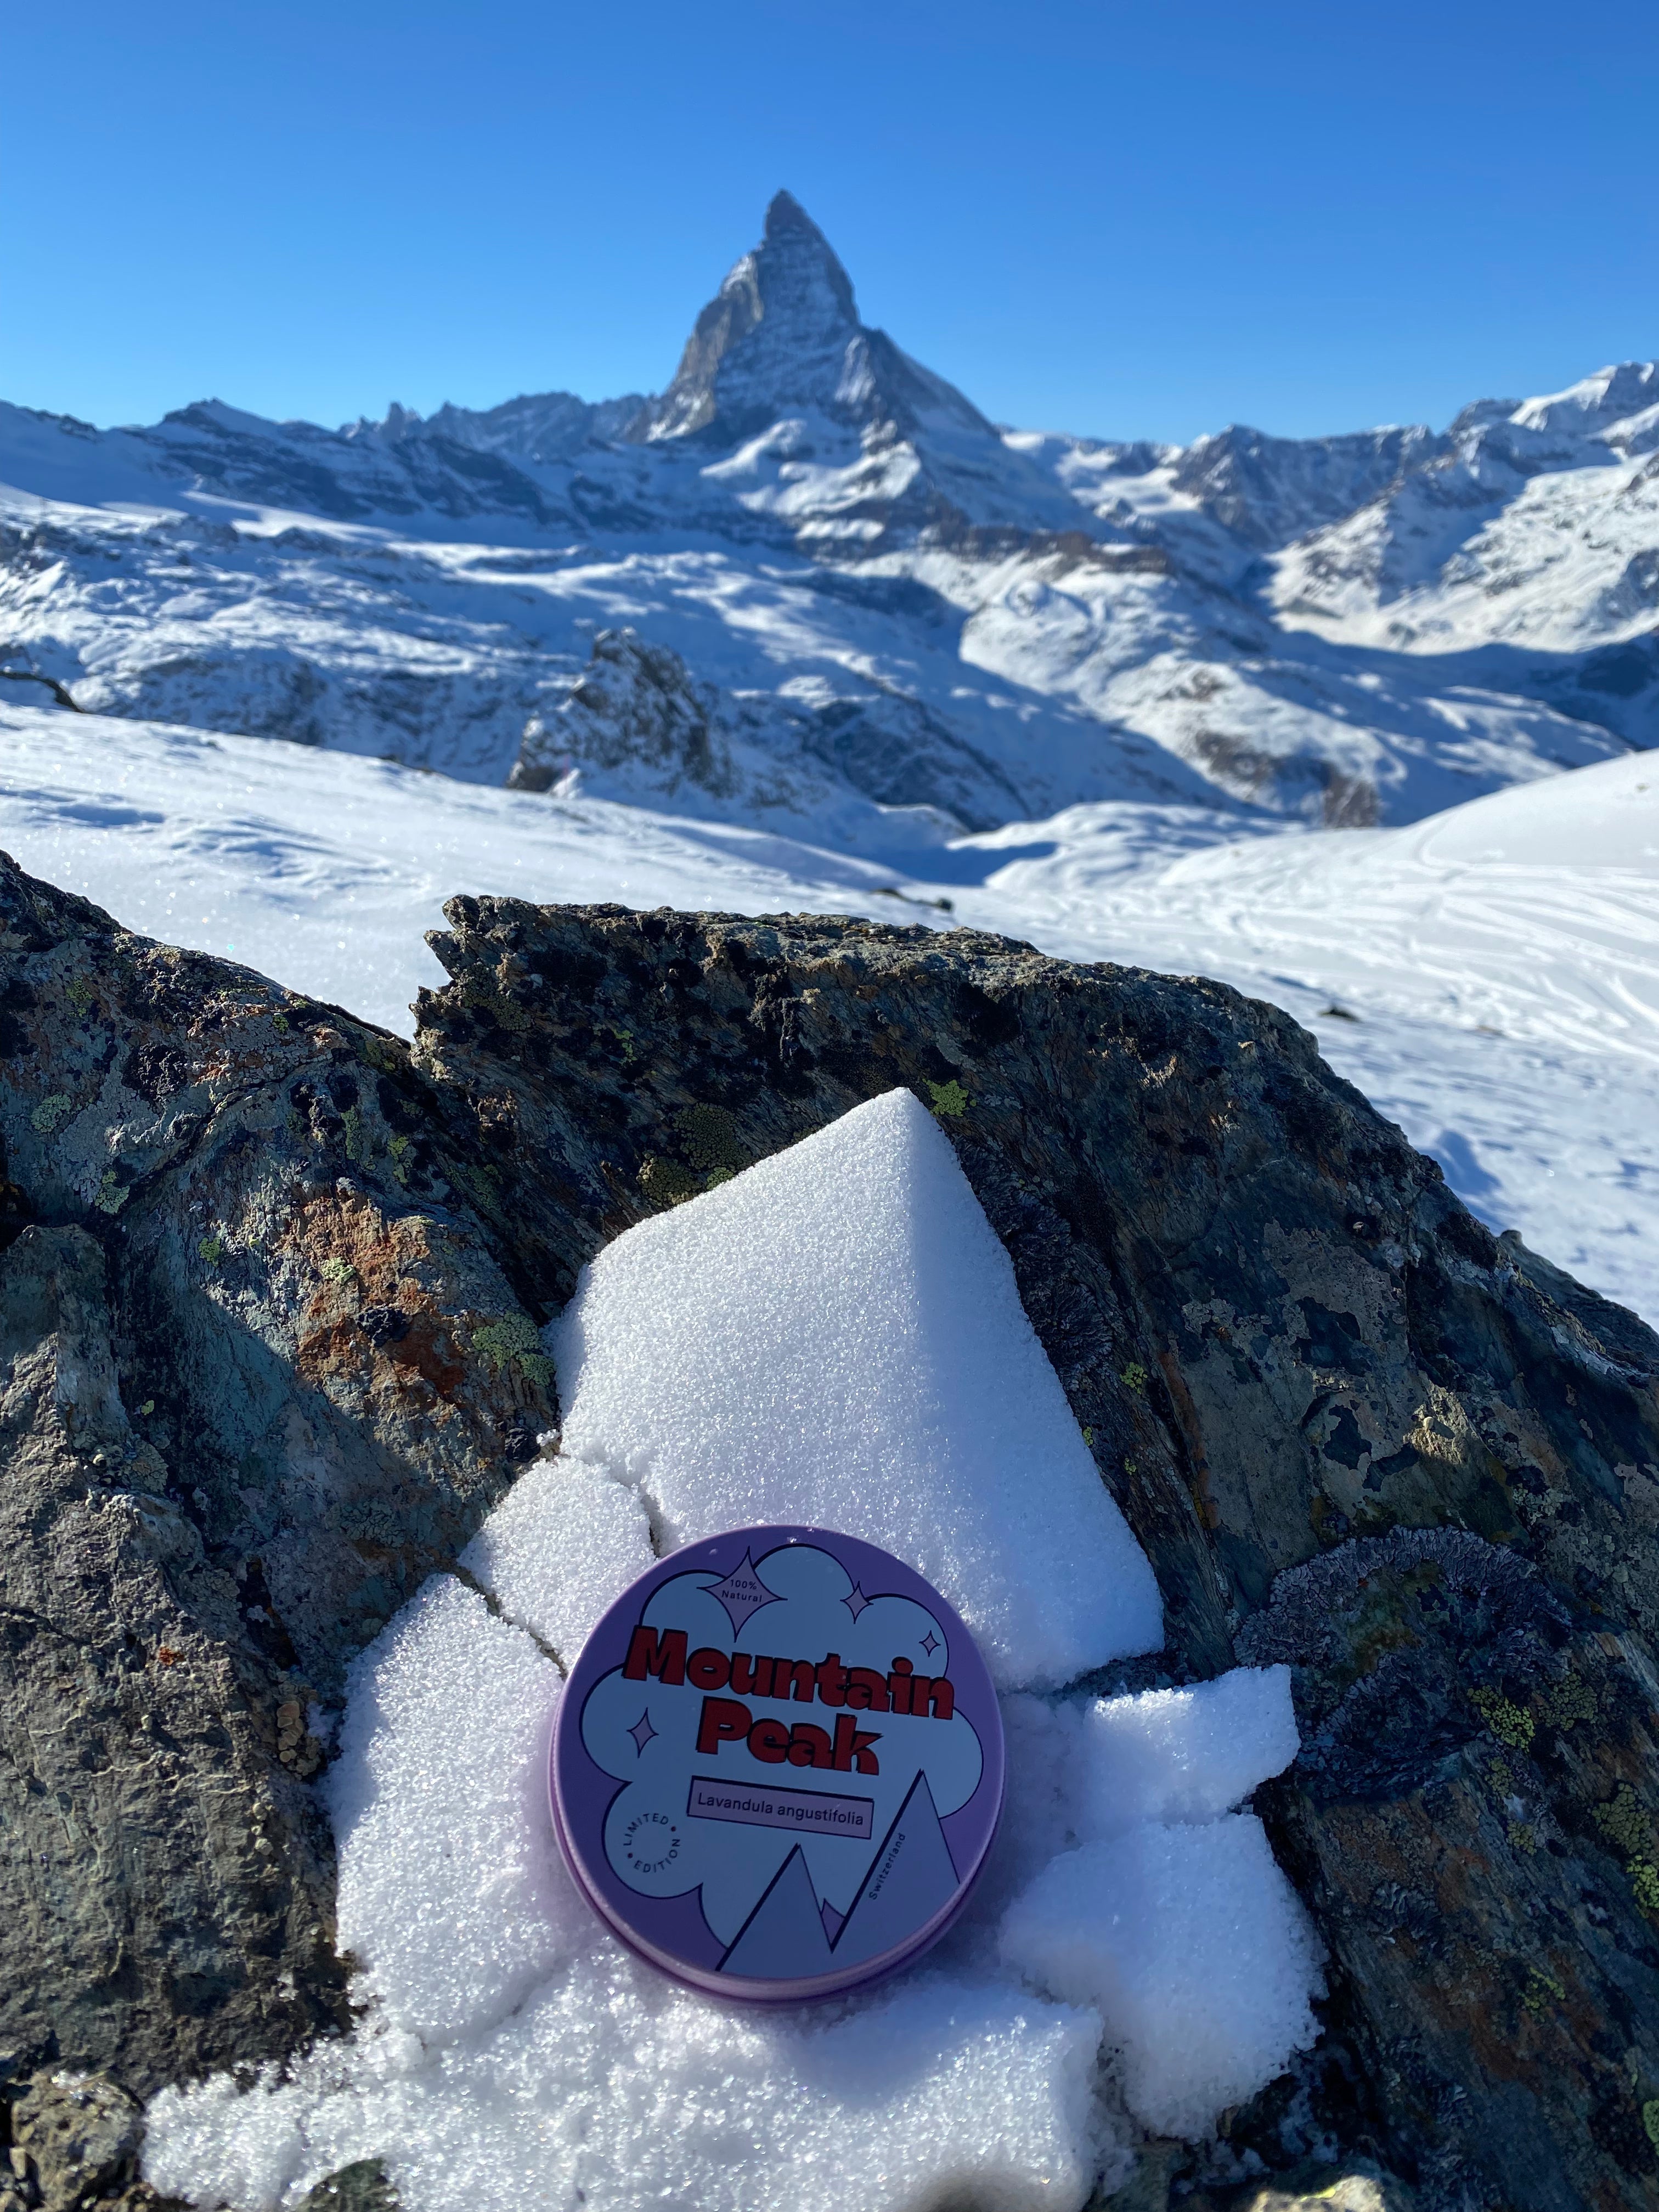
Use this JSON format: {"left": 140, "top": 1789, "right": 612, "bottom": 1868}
{"left": 551, "top": 1526, "right": 1005, "bottom": 2002}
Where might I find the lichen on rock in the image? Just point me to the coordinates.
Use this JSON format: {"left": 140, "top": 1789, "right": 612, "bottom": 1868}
{"left": 2, "top": 862, "right": 1657, "bottom": 2211}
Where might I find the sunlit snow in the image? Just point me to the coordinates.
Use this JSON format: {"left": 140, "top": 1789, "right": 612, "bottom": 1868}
{"left": 144, "top": 1096, "right": 1318, "bottom": 2212}
{"left": 3, "top": 698, "right": 1655, "bottom": 1322}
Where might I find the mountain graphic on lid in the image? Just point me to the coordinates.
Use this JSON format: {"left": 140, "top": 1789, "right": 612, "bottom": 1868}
{"left": 551, "top": 1526, "right": 1005, "bottom": 2002}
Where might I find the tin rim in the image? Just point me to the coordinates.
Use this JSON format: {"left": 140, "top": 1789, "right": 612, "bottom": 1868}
{"left": 550, "top": 1523, "right": 1005, "bottom": 2005}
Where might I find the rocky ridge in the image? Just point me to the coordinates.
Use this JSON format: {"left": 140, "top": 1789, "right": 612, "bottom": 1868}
{"left": 2, "top": 851, "right": 1658, "bottom": 2212}
{"left": 2, "top": 193, "right": 1651, "bottom": 832}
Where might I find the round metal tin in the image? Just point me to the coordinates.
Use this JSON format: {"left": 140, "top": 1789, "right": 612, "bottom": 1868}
{"left": 551, "top": 1524, "right": 1005, "bottom": 2004}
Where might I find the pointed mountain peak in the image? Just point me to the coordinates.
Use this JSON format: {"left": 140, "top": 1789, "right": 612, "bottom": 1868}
{"left": 754, "top": 189, "right": 859, "bottom": 324}
{"left": 764, "top": 187, "right": 823, "bottom": 240}
{"left": 630, "top": 191, "right": 862, "bottom": 443}
{"left": 624, "top": 193, "right": 1002, "bottom": 457}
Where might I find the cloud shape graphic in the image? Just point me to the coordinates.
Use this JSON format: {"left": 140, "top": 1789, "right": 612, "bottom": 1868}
{"left": 580, "top": 1542, "right": 985, "bottom": 1944}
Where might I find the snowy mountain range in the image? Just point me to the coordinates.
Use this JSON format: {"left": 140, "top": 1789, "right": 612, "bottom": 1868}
{"left": 1, "top": 189, "right": 1655, "bottom": 842}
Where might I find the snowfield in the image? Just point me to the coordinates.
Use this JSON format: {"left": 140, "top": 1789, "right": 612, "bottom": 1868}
{"left": 3, "top": 698, "right": 1654, "bottom": 1324}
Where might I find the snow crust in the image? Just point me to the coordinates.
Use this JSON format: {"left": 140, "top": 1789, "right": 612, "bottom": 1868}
{"left": 1071, "top": 1669, "right": 1302, "bottom": 1837}
{"left": 326, "top": 1575, "right": 576, "bottom": 2039}
{"left": 144, "top": 1095, "right": 1318, "bottom": 2212}
{"left": 554, "top": 1087, "right": 1163, "bottom": 1688}
{"left": 456, "top": 1456, "right": 654, "bottom": 1662}
{"left": 1000, "top": 1816, "right": 1324, "bottom": 2138}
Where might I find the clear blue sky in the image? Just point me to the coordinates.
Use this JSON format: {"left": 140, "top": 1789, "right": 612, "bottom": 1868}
{"left": 4, "top": 0, "right": 1655, "bottom": 445}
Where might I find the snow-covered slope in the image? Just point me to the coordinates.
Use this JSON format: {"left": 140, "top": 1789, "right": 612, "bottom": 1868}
{"left": 3, "top": 699, "right": 1655, "bottom": 1326}
{"left": 1269, "top": 365, "right": 1659, "bottom": 714}
{"left": 1, "top": 190, "right": 1654, "bottom": 1313}
{"left": 1, "top": 193, "right": 1650, "bottom": 834}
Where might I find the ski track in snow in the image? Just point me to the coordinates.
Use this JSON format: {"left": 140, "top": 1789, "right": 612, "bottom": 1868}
{"left": 3, "top": 698, "right": 1655, "bottom": 1324}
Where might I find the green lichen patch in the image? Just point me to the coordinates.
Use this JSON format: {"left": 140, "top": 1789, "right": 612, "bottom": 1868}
{"left": 449, "top": 1159, "right": 501, "bottom": 1214}
{"left": 318, "top": 1256, "right": 355, "bottom": 1286}
{"left": 1471, "top": 1686, "right": 1535, "bottom": 1753}
{"left": 198, "top": 1233, "right": 227, "bottom": 1266}
{"left": 1522, "top": 1965, "right": 1565, "bottom": 2016}
{"left": 1591, "top": 1786, "right": 1659, "bottom": 1917}
{"left": 1643, "top": 2101, "right": 1659, "bottom": 2153}
{"left": 639, "top": 1155, "right": 697, "bottom": 1207}
{"left": 387, "top": 1133, "right": 413, "bottom": 1185}
{"left": 31, "top": 1092, "right": 73, "bottom": 1135}
{"left": 342, "top": 1106, "right": 372, "bottom": 1166}
{"left": 472, "top": 1312, "right": 553, "bottom": 1389}
{"left": 1593, "top": 1785, "right": 1652, "bottom": 1860}
{"left": 675, "top": 1103, "right": 748, "bottom": 1178}
{"left": 1534, "top": 1672, "right": 1598, "bottom": 1730}
{"left": 1120, "top": 1362, "right": 1149, "bottom": 1396}
{"left": 926, "top": 1077, "right": 970, "bottom": 1119}
{"left": 66, "top": 974, "right": 96, "bottom": 1016}
{"left": 94, "top": 1169, "right": 128, "bottom": 1215}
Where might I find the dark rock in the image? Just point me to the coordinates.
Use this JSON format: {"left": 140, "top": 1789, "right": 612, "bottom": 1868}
{"left": 2, "top": 2070, "right": 177, "bottom": 2212}
{"left": 300, "top": 2162, "right": 397, "bottom": 2212}
{"left": 0, "top": 854, "right": 554, "bottom": 2120}
{"left": 509, "top": 627, "right": 738, "bottom": 801}
{"left": 3, "top": 857, "right": 1658, "bottom": 2211}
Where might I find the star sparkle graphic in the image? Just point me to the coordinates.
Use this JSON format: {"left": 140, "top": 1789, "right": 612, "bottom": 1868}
{"left": 920, "top": 1630, "right": 941, "bottom": 1658}
{"left": 704, "top": 1549, "right": 779, "bottom": 1636}
{"left": 627, "top": 1708, "right": 657, "bottom": 1755}
{"left": 842, "top": 1583, "right": 871, "bottom": 1622}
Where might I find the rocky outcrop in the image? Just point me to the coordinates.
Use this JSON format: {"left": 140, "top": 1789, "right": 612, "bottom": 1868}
{"left": 2, "top": 855, "right": 1658, "bottom": 2211}
{"left": 0, "top": 857, "right": 551, "bottom": 2128}
{"left": 509, "top": 627, "right": 739, "bottom": 800}
{"left": 506, "top": 623, "right": 1025, "bottom": 830}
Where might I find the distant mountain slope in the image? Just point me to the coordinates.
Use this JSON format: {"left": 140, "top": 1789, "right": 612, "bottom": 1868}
{"left": 0, "top": 192, "right": 1652, "bottom": 831}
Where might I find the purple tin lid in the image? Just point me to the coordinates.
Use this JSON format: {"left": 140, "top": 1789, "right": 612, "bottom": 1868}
{"left": 551, "top": 1525, "right": 1005, "bottom": 2004}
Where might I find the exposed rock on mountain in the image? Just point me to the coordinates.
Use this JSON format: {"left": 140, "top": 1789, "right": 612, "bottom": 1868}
{"left": 3, "top": 193, "right": 1648, "bottom": 832}
{"left": 370, "top": 390, "right": 645, "bottom": 466}
{"left": 507, "top": 623, "right": 1031, "bottom": 830}
{"left": 510, "top": 627, "right": 740, "bottom": 799}
{"left": 3, "top": 849, "right": 1657, "bottom": 2209}
{"left": 627, "top": 189, "right": 997, "bottom": 449}
{"left": 1167, "top": 422, "right": 1446, "bottom": 550}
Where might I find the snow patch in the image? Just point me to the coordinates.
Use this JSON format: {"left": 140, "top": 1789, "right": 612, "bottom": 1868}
{"left": 325, "top": 1575, "right": 577, "bottom": 2041}
{"left": 553, "top": 1087, "right": 1164, "bottom": 1688}
{"left": 456, "top": 1455, "right": 655, "bottom": 1663}
{"left": 1000, "top": 1815, "right": 1324, "bottom": 2139}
